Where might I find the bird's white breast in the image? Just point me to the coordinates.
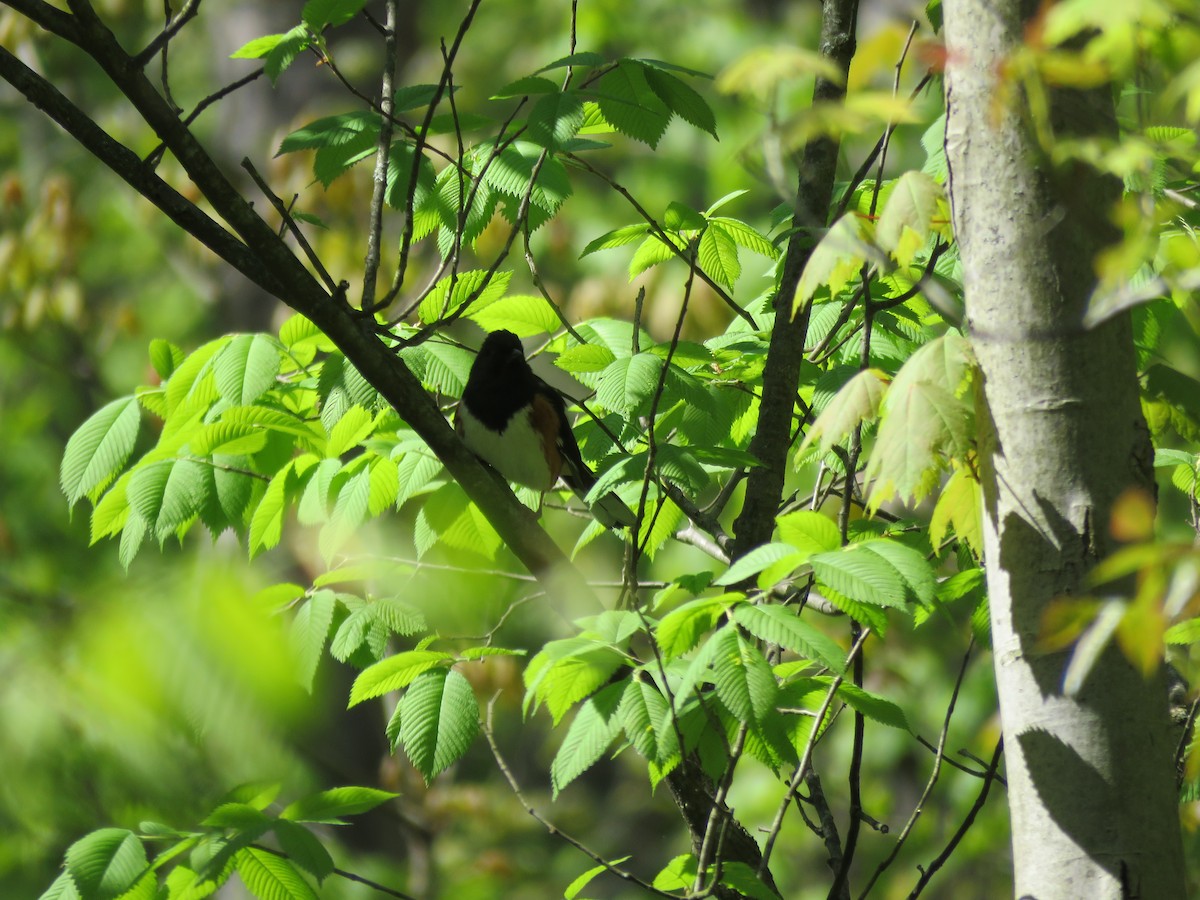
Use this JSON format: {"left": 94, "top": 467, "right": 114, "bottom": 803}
{"left": 458, "top": 405, "right": 555, "bottom": 491}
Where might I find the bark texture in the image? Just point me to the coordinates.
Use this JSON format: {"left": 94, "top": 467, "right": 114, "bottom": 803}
{"left": 942, "top": 1, "right": 1186, "bottom": 896}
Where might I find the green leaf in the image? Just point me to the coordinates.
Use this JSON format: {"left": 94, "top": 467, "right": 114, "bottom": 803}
{"left": 794, "top": 214, "right": 875, "bottom": 313}
{"left": 798, "top": 368, "right": 888, "bottom": 456}
{"left": 280, "top": 787, "right": 398, "bottom": 823}
{"left": 419, "top": 269, "right": 512, "bottom": 324}
{"left": 271, "top": 821, "right": 334, "bottom": 883}
{"left": 325, "top": 405, "right": 375, "bottom": 458}
{"left": 711, "top": 627, "right": 778, "bottom": 724}
{"left": 876, "top": 170, "right": 947, "bottom": 265}
{"left": 149, "top": 339, "right": 185, "bottom": 380}
{"left": 656, "top": 594, "right": 739, "bottom": 658}
{"left": 465, "top": 294, "right": 561, "bottom": 337}
{"left": 551, "top": 681, "right": 625, "bottom": 795}
{"left": 261, "top": 25, "right": 310, "bottom": 84}
{"left": 652, "top": 854, "right": 697, "bottom": 891}
{"left": 1165, "top": 617, "right": 1200, "bottom": 645}
{"left": 698, "top": 223, "right": 741, "bottom": 287}
{"left": 291, "top": 589, "right": 336, "bottom": 692}
{"left": 714, "top": 542, "right": 802, "bottom": 587}
{"left": 302, "top": 0, "right": 367, "bottom": 30}
{"left": 235, "top": 846, "right": 317, "bottom": 900}
{"left": 580, "top": 222, "right": 650, "bottom": 257}
{"left": 231, "top": 33, "right": 288, "bottom": 60}
{"left": 864, "top": 332, "right": 975, "bottom": 507}
{"left": 564, "top": 859, "right": 628, "bottom": 900}
{"left": 619, "top": 677, "right": 670, "bottom": 760}
{"left": 491, "top": 75, "right": 560, "bottom": 99}
{"left": 536, "top": 51, "right": 607, "bottom": 73}
{"left": 732, "top": 603, "right": 846, "bottom": 674}
{"left": 595, "top": 353, "right": 664, "bottom": 416}
{"left": 826, "top": 679, "right": 910, "bottom": 731}
{"left": 644, "top": 67, "right": 717, "bottom": 137}
{"left": 215, "top": 334, "right": 281, "bottom": 406}
{"left": 38, "top": 871, "right": 81, "bottom": 900}
{"left": 929, "top": 463, "right": 983, "bottom": 556}
{"left": 776, "top": 510, "right": 842, "bottom": 557}
{"left": 708, "top": 216, "right": 779, "bottom": 259}
{"left": 202, "top": 803, "right": 271, "bottom": 830}
{"left": 524, "top": 638, "right": 628, "bottom": 723}
{"left": 64, "top": 829, "right": 147, "bottom": 900}
{"left": 527, "top": 91, "right": 586, "bottom": 149}
{"left": 628, "top": 232, "right": 684, "bottom": 279}
{"left": 400, "top": 668, "right": 480, "bottom": 782}
{"left": 593, "top": 60, "right": 671, "bottom": 147}
{"left": 811, "top": 543, "right": 908, "bottom": 609}
{"left": 61, "top": 397, "right": 141, "bottom": 505}
{"left": 481, "top": 142, "right": 573, "bottom": 216}
{"left": 348, "top": 650, "right": 452, "bottom": 706}
{"left": 717, "top": 861, "right": 783, "bottom": 899}
{"left": 555, "top": 344, "right": 617, "bottom": 373}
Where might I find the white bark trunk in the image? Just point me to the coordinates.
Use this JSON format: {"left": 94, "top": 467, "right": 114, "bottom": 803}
{"left": 942, "top": 1, "right": 1186, "bottom": 896}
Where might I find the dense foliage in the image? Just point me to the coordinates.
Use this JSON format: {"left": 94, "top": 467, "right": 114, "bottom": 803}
{"left": 3, "top": 0, "right": 1200, "bottom": 897}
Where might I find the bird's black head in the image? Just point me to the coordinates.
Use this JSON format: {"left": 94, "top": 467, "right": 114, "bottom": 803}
{"left": 473, "top": 330, "right": 529, "bottom": 379}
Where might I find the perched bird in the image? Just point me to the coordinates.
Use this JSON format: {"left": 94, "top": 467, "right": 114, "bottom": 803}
{"left": 456, "top": 330, "right": 636, "bottom": 529}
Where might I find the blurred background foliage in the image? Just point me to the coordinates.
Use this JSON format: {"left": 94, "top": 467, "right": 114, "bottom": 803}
{"left": 0, "top": 1, "right": 1019, "bottom": 897}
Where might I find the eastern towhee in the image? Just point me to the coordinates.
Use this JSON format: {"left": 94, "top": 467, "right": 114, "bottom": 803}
{"left": 456, "top": 330, "right": 637, "bottom": 529}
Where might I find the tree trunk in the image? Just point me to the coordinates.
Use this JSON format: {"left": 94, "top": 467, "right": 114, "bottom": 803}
{"left": 942, "top": 1, "right": 1186, "bottom": 896}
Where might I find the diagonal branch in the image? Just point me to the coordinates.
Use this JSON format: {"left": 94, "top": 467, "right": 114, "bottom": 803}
{"left": 2, "top": 0, "right": 593, "bottom": 605}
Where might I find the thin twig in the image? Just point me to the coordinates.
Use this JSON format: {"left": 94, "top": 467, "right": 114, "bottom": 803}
{"left": 758, "top": 627, "right": 872, "bottom": 878}
{"left": 241, "top": 158, "right": 341, "bottom": 294}
{"left": 858, "top": 639, "right": 974, "bottom": 898}
{"left": 483, "top": 695, "right": 676, "bottom": 898}
{"left": 134, "top": 0, "right": 202, "bottom": 68}
{"left": 361, "top": 0, "right": 399, "bottom": 310}
{"left": 568, "top": 153, "right": 759, "bottom": 329}
{"left": 249, "top": 843, "right": 416, "bottom": 900}
{"left": 906, "top": 740, "right": 1004, "bottom": 899}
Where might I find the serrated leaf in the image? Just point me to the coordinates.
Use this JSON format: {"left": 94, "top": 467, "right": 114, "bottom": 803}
{"left": 876, "top": 170, "right": 947, "bottom": 264}
{"left": 555, "top": 344, "right": 617, "bottom": 373}
{"left": 776, "top": 510, "right": 841, "bottom": 557}
{"left": 465, "top": 294, "right": 560, "bottom": 337}
{"left": 595, "top": 353, "right": 664, "bottom": 416}
{"left": 698, "top": 223, "right": 741, "bottom": 287}
{"left": 536, "top": 51, "right": 607, "bottom": 73}
{"left": 271, "top": 821, "right": 333, "bottom": 883}
{"left": 527, "top": 91, "right": 585, "bottom": 149}
{"left": 231, "top": 33, "right": 288, "bottom": 60}
{"left": 400, "top": 669, "right": 480, "bottom": 782}
{"left": 202, "top": 803, "right": 271, "bottom": 830}
{"left": 235, "top": 846, "right": 317, "bottom": 900}
{"left": 281, "top": 787, "right": 398, "bottom": 823}
{"left": 580, "top": 222, "right": 651, "bottom": 257}
{"left": 551, "top": 681, "right": 625, "bottom": 796}
{"left": 38, "top": 871, "right": 81, "bottom": 900}
{"left": 263, "top": 25, "right": 310, "bottom": 84}
{"left": 811, "top": 543, "right": 908, "bottom": 609}
{"left": 864, "top": 333, "right": 975, "bottom": 507}
{"left": 644, "top": 67, "right": 717, "bottom": 137}
{"left": 711, "top": 627, "right": 778, "bottom": 724}
{"left": 524, "top": 639, "right": 628, "bottom": 723}
{"left": 732, "top": 604, "right": 846, "bottom": 673}
{"left": 291, "top": 589, "right": 336, "bottom": 692}
{"left": 302, "top": 0, "right": 367, "bottom": 30}
{"left": 798, "top": 369, "right": 888, "bottom": 456}
{"left": 794, "top": 214, "right": 875, "bottom": 313}
{"left": 619, "top": 677, "right": 670, "bottom": 760}
{"left": 61, "top": 397, "right": 141, "bottom": 505}
{"left": 708, "top": 216, "right": 779, "bottom": 259}
{"left": 348, "top": 650, "right": 452, "bottom": 706}
{"left": 832, "top": 679, "right": 910, "bottom": 730}
{"left": 149, "top": 339, "right": 185, "bottom": 380}
{"left": 593, "top": 60, "right": 671, "bottom": 147}
{"left": 65, "top": 829, "right": 147, "bottom": 900}
{"left": 419, "top": 269, "right": 512, "bottom": 324}
{"left": 714, "top": 542, "right": 803, "bottom": 587}
{"left": 628, "top": 232, "right": 684, "bottom": 279}
{"left": 929, "top": 463, "right": 983, "bottom": 556}
{"left": 215, "top": 334, "right": 281, "bottom": 407}
{"left": 656, "top": 594, "right": 740, "bottom": 658}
